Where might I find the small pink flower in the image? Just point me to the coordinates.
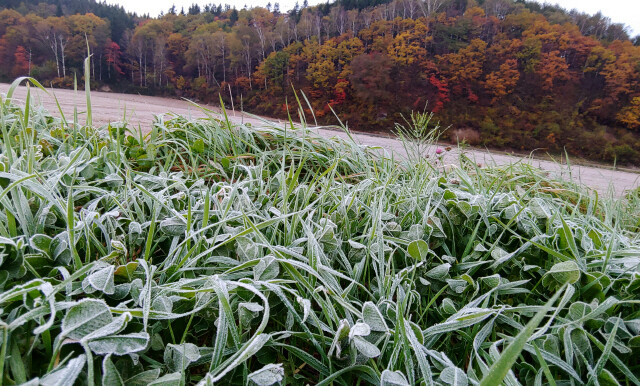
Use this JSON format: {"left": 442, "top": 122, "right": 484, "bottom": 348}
{"left": 435, "top": 148, "right": 443, "bottom": 155}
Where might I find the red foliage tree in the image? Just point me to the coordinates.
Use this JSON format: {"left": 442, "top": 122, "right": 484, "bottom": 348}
{"left": 12, "top": 45, "right": 29, "bottom": 77}
{"left": 104, "top": 40, "right": 124, "bottom": 78}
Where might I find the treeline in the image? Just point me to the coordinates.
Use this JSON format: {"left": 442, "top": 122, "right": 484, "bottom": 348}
{"left": 1, "top": 0, "right": 136, "bottom": 41}
{"left": 1, "top": 0, "right": 640, "bottom": 164}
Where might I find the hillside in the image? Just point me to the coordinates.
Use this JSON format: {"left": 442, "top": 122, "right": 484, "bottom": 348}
{"left": 0, "top": 0, "right": 136, "bottom": 41}
{"left": 1, "top": 0, "right": 639, "bottom": 163}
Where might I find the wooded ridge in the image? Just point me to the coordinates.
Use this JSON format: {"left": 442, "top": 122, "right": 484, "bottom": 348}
{"left": 1, "top": 0, "right": 639, "bottom": 163}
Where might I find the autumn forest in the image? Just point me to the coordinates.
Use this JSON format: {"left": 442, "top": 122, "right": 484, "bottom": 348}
{"left": 1, "top": 0, "right": 640, "bottom": 164}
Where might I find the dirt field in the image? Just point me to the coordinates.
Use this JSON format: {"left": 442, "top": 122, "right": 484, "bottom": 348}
{"left": 2, "top": 82, "right": 638, "bottom": 197}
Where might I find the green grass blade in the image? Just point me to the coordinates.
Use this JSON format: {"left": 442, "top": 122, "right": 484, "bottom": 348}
{"left": 479, "top": 285, "right": 567, "bottom": 386}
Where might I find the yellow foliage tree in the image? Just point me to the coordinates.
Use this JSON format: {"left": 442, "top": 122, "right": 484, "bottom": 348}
{"left": 484, "top": 59, "right": 520, "bottom": 103}
{"left": 617, "top": 97, "right": 640, "bottom": 130}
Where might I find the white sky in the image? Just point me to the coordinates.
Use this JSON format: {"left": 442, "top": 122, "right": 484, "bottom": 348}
{"left": 106, "top": 0, "right": 639, "bottom": 35}
{"left": 535, "top": 0, "right": 639, "bottom": 35}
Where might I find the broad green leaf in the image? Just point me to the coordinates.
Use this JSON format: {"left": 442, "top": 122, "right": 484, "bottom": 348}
{"left": 542, "top": 261, "right": 581, "bottom": 289}
{"left": 88, "top": 332, "right": 150, "bottom": 356}
{"left": 124, "top": 369, "right": 162, "bottom": 386}
{"left": 40, "top": 355, "right": 86, "bottom": 386}
{"left": 239, "top": 302, "right": 265, "bottom": 326}
{"left": 191, "top": 138, "right": 205, "bottom": 154}
{"left": 148, "top": 372, "right": 181, "bottom": 386}
{"left": 380, "top": 370, "right": 410, "bottom": 386}
{"left": 102, "top": 355, "right": 124, "bottom": 386}
{"left": 159, "top": 217, "right": 187, "bottom": 236}
{"left": 349, "top": 322, "right": 371, "bottom": 339}
{"left": 407, "top": 224, "right": 424, "bottom": 241}
{"left": 568, "top": 302, "right": 592, "bottom": 321}
{"left": 529, "top": 198, "right": 552, "bottom": 219}
{"left": 253, "top": 255, "right": 279, "bottom": 280}
{"left": 440, "top": 367, "right": 468, "bottom": 386}
{"left": 362, "top": 302, "right": 388, "bottom": 332}
{"left": 425, "top": 263, "right": 451, "bottom": 280}
{"left": 238, "top": 237, "right": 262, "bottom": 261}
{"left": 408, "top": 239, "right": 429, "bottom": 261}
{"left": 62, "top": 299, "right": 112, "bottom": 340}
{"left": 87, "top": 265, "right": 116, "bottom": 295}
{"left": 29, "top": 234, "right": 52, "bottom": 256}
{"left": 9, "top": 339, "right": 26, "bottom": 383}
{"left": 152, "top": 296, "right": 173, "bottom": 314}
{"left": 164, "top": 343, "right": 201, "bottom": 372}
{"left": 247, "top": 363, "right": 285, "bottom": 386}
{"left": 352, "top": 336, "right": 381, "bottom": 358}
{"left": 82, "top": 313, "right": 131, "bottom": 342}
{"left": 114, "top": 262, "right": 139, "bottom": 280}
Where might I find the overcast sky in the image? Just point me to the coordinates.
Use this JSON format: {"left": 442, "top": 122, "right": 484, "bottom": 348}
{"left": 538, "top": 0, "right": 639, "bottom": 35}
{"left": 105, "top": 0, "right": 639, "bottom": 35}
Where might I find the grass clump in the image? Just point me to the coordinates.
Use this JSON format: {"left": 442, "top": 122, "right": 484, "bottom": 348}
{"left": 1, "top": 81, "right": 640, "bottom": 385}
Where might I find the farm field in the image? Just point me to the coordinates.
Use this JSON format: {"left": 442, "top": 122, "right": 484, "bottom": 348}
{"left": 1, "top": 78, "right": 640, "bottom": 385}
{"left": 2, "top": 82, "right": 639, "bottom": 197}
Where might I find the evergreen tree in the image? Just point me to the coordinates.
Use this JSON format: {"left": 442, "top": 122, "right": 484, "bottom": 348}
{"left": 230, "top": 8, "right": 239, "bottom": 23}
{"left": 188, "top": 4, "right": 201, "bottom": 15}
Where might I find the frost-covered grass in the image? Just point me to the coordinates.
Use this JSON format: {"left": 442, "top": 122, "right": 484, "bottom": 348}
{"left": 1, "top": 77, "right": 640, "bottom": 386}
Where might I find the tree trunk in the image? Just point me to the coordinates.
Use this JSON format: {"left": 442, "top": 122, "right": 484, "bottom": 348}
{"left": 222, "top": 47, "right": 226, "bottom": 83}
{"left": 50, "top": 33, "right": 60, "bottom": 78}
{"left": 59, "top": 36, "right": 67, "bottom": 78}
{"left": 144, "top": 51, "right": 147, "bottom": 87}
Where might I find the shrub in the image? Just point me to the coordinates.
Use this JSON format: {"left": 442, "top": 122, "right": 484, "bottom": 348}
{"left": 449, "top": 127, "right": 481, "bottom": 145}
